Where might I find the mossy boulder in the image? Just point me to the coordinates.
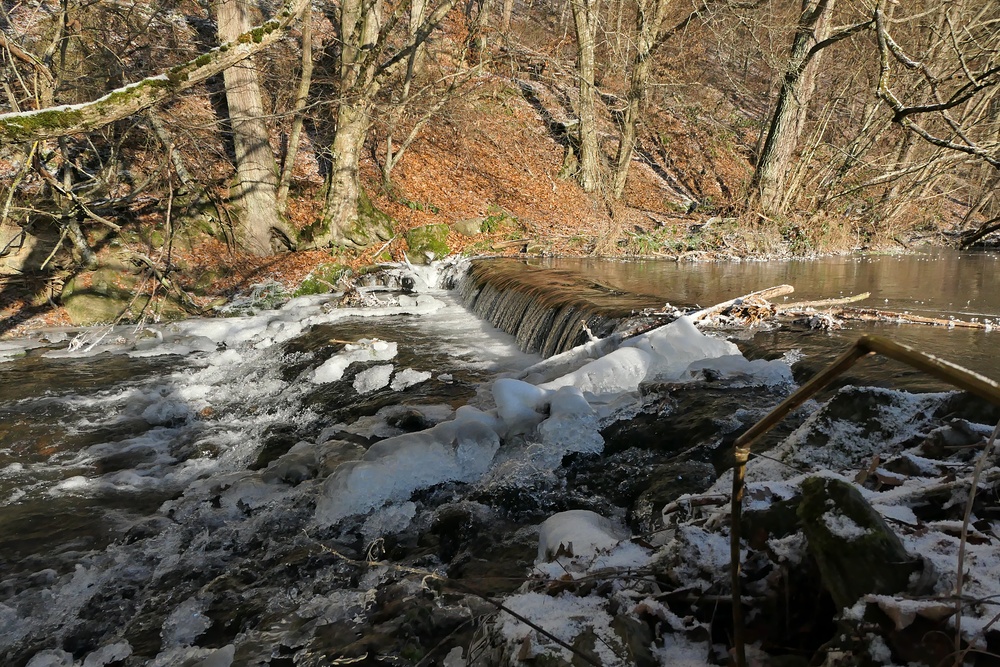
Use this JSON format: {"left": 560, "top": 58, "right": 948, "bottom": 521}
{"left": 341, "top": 189, "right": 395, "bottom": 247}
{"left": 797, "top": 476, "right": 927, "bottom": 610}
{"left": 61, "top": 267, "right": 189, "bottom": 325}
{"left": 294, "top": 263, "right": 350, "bottom": 296}
{"left": 405, "top": 224, "right": 450, "bottom": 264}
{"left": 452, "top": 218, "right": 484, "bottom": 236}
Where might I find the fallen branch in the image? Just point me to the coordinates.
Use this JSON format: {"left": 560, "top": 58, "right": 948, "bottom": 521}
{"left": 689, "top": 284, "right": 794, "bottom": 323}
{"left": 837, "top": 307, "right": 992, "bottom": 329}
{"left": 778, "top": 292, "right": 871, "bottom": 310}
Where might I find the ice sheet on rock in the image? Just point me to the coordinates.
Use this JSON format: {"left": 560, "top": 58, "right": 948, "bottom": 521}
{"left": 82, "top": 641, "right": 133, "bottom": 666}
{"left": 537, "top": 316, "right": 773, "bottom": 397}
{"left": 492, "top": 378, "right": 549, "bottom": 437}
{"left": 312, "top": 339, "right": 398, "bottom": 384}
{"left": 353, "top": 363, "right": 394, "bottom": 394}
{"left": 539, "top": 346, "right": 652, "bottom": 396}
{"left": 149, "top": 644, "right": 234, "bottom": 667}
{"left": 161, "top": 596, "right": 213, "bottom": 648}
{"left": 685, "top": 355, "right": 794, "bottom": 386}
{"left": 362, "top": 501, "right": 417, "bottom": 541}
{"left": 536, "top": 509, "right": 629, "bottom": 564}
{"left": 391, "top": 368, "right": 432, "bottom": 391}
{"left": 315, "top": 412, "right": 501, "bottom": 525}
{"left": 624, "top": 316, "right": 740, "bottom": 381}
{"left": 535, "top": 386, "right": 603, "bottom": 460}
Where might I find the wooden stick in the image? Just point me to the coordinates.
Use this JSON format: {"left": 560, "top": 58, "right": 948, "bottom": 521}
{"left": 778, "top": 292, "right": 870, "bottom": 310}
{"left": 728, "top": 335, "right": 1000, "bottom": 667}
{"left": 837, "top": 307, "right": 991, "bottom": 329}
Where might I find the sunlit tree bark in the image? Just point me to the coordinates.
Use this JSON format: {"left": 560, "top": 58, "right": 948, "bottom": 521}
{"left": 214, "top": 0, "right": 291, "bottom": 255}
{"left": 312, "top": 0, "right": 457, "bottom": 248}
{"left": 570, "top": 0, "right": 601, "bottom": 192}
{"left": 751, "top": 0, "right": 837, "bottom": 216}
{"left": 0, "top": 0, "right": 311, "bottom": 144}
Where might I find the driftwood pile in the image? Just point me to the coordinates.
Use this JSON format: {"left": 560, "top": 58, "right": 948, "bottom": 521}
{"left": 680, "top": 284, "right": 995, "bottom": 332}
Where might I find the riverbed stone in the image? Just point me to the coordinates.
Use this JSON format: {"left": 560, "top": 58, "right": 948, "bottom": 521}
{"left": 61, "top": 268, "right": 190, "bottom": 325}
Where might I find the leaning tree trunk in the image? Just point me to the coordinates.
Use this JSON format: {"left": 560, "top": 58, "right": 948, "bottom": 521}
{"left": 751, "top": 0, "right": 835, "bottom": 217}
{"left": 611, "top": 0, "right": 671, "bottom": 199}
{"left": 571, "top": 0, "right": 601, "bottom": 192}
{"left": 215, "top": 0, "right": 289, "bottom": 256}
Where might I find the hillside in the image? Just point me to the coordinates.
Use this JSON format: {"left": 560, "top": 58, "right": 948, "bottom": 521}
{"left": 0, "top": 0, "right": 997, "bottom": 334}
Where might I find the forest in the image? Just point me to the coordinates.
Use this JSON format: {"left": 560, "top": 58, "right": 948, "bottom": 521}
{"left": 0, "top": 0, "right": 998, "bottom": 329}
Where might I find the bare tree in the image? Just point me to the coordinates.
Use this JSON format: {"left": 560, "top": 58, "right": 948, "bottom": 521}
{"left": 570, "top": 0, "right": 602, "bottom": 192}
{"left": 750, "top": 0, "right": 872, "bottom": 216}
{"left": 0, "top": 0, "right": 311, "bottom": 144}
{"left": 309, "top": 0, "right": 458, "bottom": 248}
{"left": 610, "top": 0, "right": 710, "bottom": 199}
{"left": 214, "top": 0, "right": 293, "bottom": 254}
{"left": 873, "top": 0, "right": 1000, "bottom": 170}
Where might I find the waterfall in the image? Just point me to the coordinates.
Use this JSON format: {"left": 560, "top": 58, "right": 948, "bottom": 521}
{"left": 454, "top": 259, "right": 667, "bottom": 357}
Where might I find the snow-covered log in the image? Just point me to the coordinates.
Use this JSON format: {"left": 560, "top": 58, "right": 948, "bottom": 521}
{"left": 0, "top": 0, "right": 310, "bottom": 144}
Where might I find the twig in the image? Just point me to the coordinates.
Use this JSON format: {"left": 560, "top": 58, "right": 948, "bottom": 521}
{"left": 689, "top": 284, "right": 794, "bottom": 323}
{"left": 728, "top": 335, "right": 1000, "bottom": 667}
{"left": 315, "top": 540, "right": 603, "bottom": 666}
{"left": 954, "top": 418, "right": 1000, "bottom": 663}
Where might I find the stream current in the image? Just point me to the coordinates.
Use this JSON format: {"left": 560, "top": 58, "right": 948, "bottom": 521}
{"left": 0, "top": 251, "right": 997, "bottom": 666}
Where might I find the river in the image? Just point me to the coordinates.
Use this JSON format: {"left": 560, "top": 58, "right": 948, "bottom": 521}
{"left": 533, "top": 249, "right": 1000, "bottom": 390}
{"left": 0, "top": 250, "right": 997, "bottom": 666}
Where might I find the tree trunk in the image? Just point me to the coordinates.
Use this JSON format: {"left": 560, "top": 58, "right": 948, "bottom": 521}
{"left": 501, "top": 0, "right": 514, "bottom": 31}
{"left": 277, "top": 0, "right": 313, "bottom": 211}
{"left": 571, "top": 0, "right": 601, "bottom": 192}
{"left": 611, "top": 0, "right": 670, "bottom": 199}
{"left": 316, "top": 102, "right": 391, "bottom": 247}
{"left": 215, "top": 0, "right": 287, "bottom": 256}
{"left": 0, "top": 0, "right": 310, "bottom": 144}
{"left": 751, "top": 0, "right": 835, "bottom": 216}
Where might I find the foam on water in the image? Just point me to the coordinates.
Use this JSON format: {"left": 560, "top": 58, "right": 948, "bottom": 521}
{"left": 0, "top": 259, "right": 795, "bottom": 665}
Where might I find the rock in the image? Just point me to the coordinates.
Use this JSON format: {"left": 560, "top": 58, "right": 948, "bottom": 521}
{"left": 386, "top": 408, "right": 430, "bottom": 432}
{"left": 405, "top": 224, "right": 450, "bottom": 264}
{"left": 797, "top": 476, "right": 927, "bottom": 610}
{"left": 61, "top": 267, "right": 189, "bottom": 325}
{"left": 452, "top": 218, "right": 484, "bottom": 236}
{"left": 612, "top": 614, "right": 657, "bottom": 667}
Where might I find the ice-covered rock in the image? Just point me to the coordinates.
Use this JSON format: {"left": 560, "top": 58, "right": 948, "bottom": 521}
{"left": 311, "top": 339, "right": 398, "bottom": 384}
{"left": 315, "top": 412, "right": 501, "bottom": 525}
{"left": 536, "top": 509, "right": 629, "bottom": 564}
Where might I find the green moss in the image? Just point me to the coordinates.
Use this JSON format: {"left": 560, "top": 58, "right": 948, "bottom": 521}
{"left": 294, "top": 263, "right": 350, "bottom": 296}
{"left": 405, "top": 224, "right": 450, "bottom": 264}
{"left": 798, "top": 476, "right": 923, "bottom": 609}
{"left": 2, "top": 107, "right": 85, "bottom": 142}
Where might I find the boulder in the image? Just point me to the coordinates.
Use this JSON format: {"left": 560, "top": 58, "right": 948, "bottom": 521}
{"left": 797, "top": 476, "right": 928, "bottom": 610}
{"left": 405, "top": 224, "right": 450, "bottom": 264}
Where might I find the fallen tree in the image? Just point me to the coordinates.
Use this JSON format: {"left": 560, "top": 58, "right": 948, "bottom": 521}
{"left": 0, "top": 0, "right": 310, "bottom": 144}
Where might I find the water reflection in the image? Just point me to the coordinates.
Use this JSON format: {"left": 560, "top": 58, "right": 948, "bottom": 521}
{"left": 532, "top": 249, "right": 1000, "bottom": 389}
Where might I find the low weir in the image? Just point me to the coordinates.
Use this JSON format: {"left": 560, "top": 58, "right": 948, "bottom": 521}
{"left": 454, "top": 259, "right": 671, "bottom": 357}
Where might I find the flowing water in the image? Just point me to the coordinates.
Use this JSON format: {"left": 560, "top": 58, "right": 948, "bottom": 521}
{"left": 0, "top": 251, "right": 997, "bottom": 666}
{"left": 531, "top": 249, "right": 1000, "bottom": 390}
